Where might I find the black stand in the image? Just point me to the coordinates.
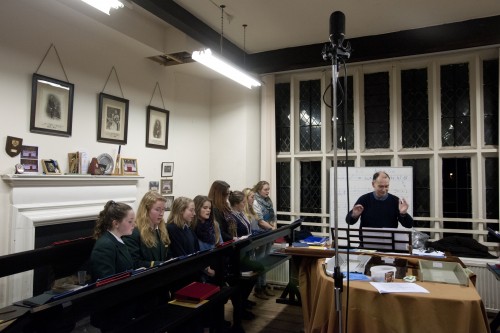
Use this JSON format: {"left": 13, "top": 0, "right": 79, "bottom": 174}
{"left": 322, "top": 37, "right": 351, "bottom": 333}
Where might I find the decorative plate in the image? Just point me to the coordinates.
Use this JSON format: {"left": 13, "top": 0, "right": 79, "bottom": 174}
{"left": 97, "top": 153, "right": 114, "bottom": 175}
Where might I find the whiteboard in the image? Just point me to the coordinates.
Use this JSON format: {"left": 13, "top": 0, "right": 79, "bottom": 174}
{"left": 329, "top": 167, "right": 413, "bottom": 230}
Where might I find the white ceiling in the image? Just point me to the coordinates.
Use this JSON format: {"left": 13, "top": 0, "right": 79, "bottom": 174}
{"left": 173, "top": 0, "right": 500, "bottom": 54}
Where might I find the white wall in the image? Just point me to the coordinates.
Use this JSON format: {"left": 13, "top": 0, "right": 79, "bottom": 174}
{"left": 0, "top": 0, "right": 261, "bottom": 260}
{"left": 210, "top": 80, "right": 261, "bottom": 190}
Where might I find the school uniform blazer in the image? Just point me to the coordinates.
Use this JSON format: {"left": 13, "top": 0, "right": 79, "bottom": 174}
{"left": 123, "top": 228, "right": 169, "bottom": 269}
{"left": 167, "top": 223, "right": 200, "bottom": 257}
{"left": 90, "top": 231, "right": 134, "bottom": 281}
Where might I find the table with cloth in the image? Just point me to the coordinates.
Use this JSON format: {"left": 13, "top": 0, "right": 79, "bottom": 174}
{"left": 291, "top": 250, "right": 490, "bottom": 333}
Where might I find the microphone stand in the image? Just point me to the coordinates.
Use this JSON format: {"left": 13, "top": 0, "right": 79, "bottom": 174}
{"left": 322, "top": 41, "right": 350, "bottom": 333}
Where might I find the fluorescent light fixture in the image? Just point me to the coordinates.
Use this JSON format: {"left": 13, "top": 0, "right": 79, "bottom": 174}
{"left": 192, "top": 49, "right": 261, "bottom": 89}
{"left": 80, "top": 0, "right": 124, "bottom": 15}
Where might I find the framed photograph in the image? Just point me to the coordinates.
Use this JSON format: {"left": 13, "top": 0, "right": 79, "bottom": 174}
{"left": 30, "top": 74, "right": 74, "bottom": 137}
{"left": 21, "top": 159, "right": 39, "bottom": 173}
{"left": 160, "top": 179, "right": 173, "bottom": 195}
{"left": 161, "top": 162, "right": 174, "bottom": 177}
{"left": 146, "top": 105, "right": 170, "bottom": 149}
{"left": 41, "top": 159, "right": 61, "bottom": 174}
{"left": 97, "top": 93, "right": 129, "bottom": 145}
{"left": 164, "top": 196, "right": 174, "bottom": 211}
{"left": 68, "top": 152, "right": 79, "bottom": 174}
{"left": 21, "top": 145, "right": 39, "bottom": 159}
{"left": 149, "top": 181, "right": 159, "bottom": 191}
{"left": 121, "top": 158, "right": 138, "bottom": 175}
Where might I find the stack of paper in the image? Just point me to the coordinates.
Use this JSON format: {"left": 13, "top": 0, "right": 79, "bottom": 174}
{"left": 369, "top": 282, "right": 429, "bottom": 294}
{"left": 412, "top": 249, "right": 445, "bottom": 257}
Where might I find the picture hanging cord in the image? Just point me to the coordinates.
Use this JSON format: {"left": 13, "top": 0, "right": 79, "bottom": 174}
{"left": 101, "top": 66, "right": 125, "bottom": 98}
{"left": 35, "top": 43, "right": 70, "bottom": 83}
{"left": 148, "top": 81, "right": 166, "bottom": 110}
{"left": 242, "top": 24, "right": 247, "bottom": 66}
{"left": 220, "top": 5, "right": 225, "bottom": 55}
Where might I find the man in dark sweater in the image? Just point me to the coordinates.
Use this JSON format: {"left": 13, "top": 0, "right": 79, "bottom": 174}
{"left": 346, "top": 171, "right": 413, "bottom": 228}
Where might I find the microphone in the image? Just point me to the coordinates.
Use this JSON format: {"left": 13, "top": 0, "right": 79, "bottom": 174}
{"left": 329, "top": 11, "right": 345, "bottom": 47}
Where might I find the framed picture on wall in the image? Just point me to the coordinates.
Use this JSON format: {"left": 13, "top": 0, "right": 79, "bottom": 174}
{"left": 164, "top": 196, "right": 174, "bottom": 211}
{"left": 30, "top": 74, "right": 74, "bottom": 137}
{"left": 97, "top": 93, "right": 129, "bottom": 145}
{"left": 146, "top": 105, "right": 169, "bottom": 149}
{"left": 160, "top": 179, "right": 173, "bottom": 195}
{"left": 149, "top": 181, "right": 159, "bottom": 191}
{"left": 161, "top": 162, "right": 174, "bottom": 177}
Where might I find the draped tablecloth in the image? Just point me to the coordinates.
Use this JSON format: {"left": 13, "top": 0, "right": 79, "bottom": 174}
{"left": 299, "top": 257, "right": 490, "bottom": 333}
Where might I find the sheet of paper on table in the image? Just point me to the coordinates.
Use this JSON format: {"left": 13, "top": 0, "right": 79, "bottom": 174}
{"left": 370, "top": 282, "right": 430, "bottom": 294}
{"left": 412, "top": 249, "right": 446, "bottom": 257}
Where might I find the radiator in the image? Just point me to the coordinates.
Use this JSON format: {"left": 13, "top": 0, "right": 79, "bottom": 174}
{"left": 461, "top": 258, "right": 500, "bottom": 312}
{"left": 267, "top": 261, "right": 289, "bottom": 286}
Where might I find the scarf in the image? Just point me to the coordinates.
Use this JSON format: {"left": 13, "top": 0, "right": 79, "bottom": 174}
{"left": 195, "top": 218, "right": 216, "bottom": 245}
{"left": 232, "top": 211, "right": 251, "bottom": 237}
{"left": 254, "top": 192, "right": 275, "bottom": 222}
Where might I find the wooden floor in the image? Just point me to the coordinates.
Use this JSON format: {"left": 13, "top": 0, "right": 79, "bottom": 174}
{"left": 224, "top": 286, "right": 304, "bottom": 333}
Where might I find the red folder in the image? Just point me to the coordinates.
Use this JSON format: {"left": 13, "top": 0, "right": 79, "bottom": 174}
{"left": 174, "top": 282, "right": 220, "bottom": 303}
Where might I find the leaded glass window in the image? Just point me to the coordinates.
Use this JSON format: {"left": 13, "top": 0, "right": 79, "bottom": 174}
{"left": 485, "top": 157, "right": 499, "bottom": 239}
{"left": 300, "top": 161, "right": 321, "bottom": 214}
{"left": 364, "top": 72, "right": 390, "bottom": 149}
{"left": 276, "top": 83, "right": 291, "bottom": 152}
{"left": 483, "top": 59, "right": 499, "bottom": 146}
{"left": 441, "top": 63, "right": 470, "bottom": 147}
{"left": 270, "top": 49, "right": 498, "bottom": 250}
{"left": 403, "top": 159, "right": 430, "bottom": 227}
{"left": 335, "top": 160, "right": 355, "bottom": 167}
{"left": 402, "top": 68, "right": 429, "bottom": 148}
{"left": 365, "top": 159, "right": 390, "bottom": 167}
{"left": 442, "top": 158, "right": 472, "bottom": 236}
{"left": 299, "top": 80, "right": 322, "bottom": 151}
{"left": 335, "top": 76, "right": 354, "bottom": 150}
{"left": 276, "top": 161, "right": 291, "bottom": 213}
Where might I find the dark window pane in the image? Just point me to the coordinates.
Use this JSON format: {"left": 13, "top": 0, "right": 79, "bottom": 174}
{"left": 364, "top": 72, "right": 390, "bottom": 148}
{"left": 300, "top": 161, "right": 321, "bottom": 213}
{"left": 275, "top": 83, "right": 291, "bottom": 152}
{"left": 301, "top": 217, "right": 322, "bottom": 233}
{"left": 483, "top": 59, "right": 499, "bottom": 145}
{"left": 401, "top": 68, "right": 429, "bottom": 148}
{"left": 335, "top": 76, "right": 354, "bottom": 150}
{"left": 403, "top": 159, "right": 430, "bottom": 227}
{"left": 299, "top": 80, "right": 322, "bottom": 151}
{"left": 485, "top": 158, "right": 499, "bottom": 219}
{"left": 365, "top": 160, "right": 391, "bottom": 167}
{"left": 335, "top": 159, "right": 355, "bottom": 167}
{"left": 442, "top": 158, "right": 472, "bottom": 236}
{"left": 485, "top": 158, "right": 499, "bottom": 240}
{"left": 441, "top": 63, "right": 470, "bottom": 146}
{"left": 276, "top": 162, "right": 291, "bottom": 212}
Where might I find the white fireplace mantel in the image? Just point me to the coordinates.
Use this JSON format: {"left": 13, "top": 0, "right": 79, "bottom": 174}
{"left": 1, "top": 174, "right": 143, "bottom": 304}
{"left": 2, "top": 174, "right": 143, "bottom": 187}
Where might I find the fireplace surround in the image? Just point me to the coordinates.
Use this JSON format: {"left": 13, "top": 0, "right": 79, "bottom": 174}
{"left": 1, "top": 174, "right": 142, "bottom": 305}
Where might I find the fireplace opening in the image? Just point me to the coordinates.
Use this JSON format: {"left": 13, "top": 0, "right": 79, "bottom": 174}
{"left": 33, "top": 220, "right": 95, "bottom": 295}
